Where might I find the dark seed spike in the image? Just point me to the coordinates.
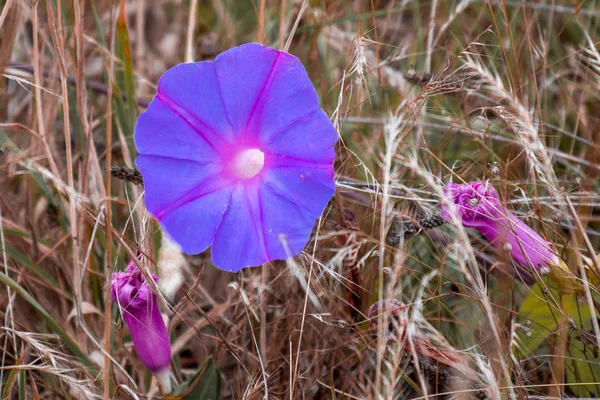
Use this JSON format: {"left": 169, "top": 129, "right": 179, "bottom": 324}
{"left": 111, "top": 165, "right": 144, "bottom": 187}
{"left": 387, "top": 212, "right": 445, "bottom": 246}
{"left": 418, "top": 212, "right": 445, "bottom": 230}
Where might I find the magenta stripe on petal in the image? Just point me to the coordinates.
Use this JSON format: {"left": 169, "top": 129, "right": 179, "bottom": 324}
{"left": 214, "top": 43, "right": 281, "bottom": 140}
{"left": 135, "top": 98, "right": 222, "bottom": 163}
{"left": 155, "top": 62, "right": 234, "bottom": 147}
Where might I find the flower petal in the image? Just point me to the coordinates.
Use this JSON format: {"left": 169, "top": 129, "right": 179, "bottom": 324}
{"left": 122, "top": 297, "right": 171, "bottom": 374}
{"left": 154, "top": 62, "right": 234, "bottom": 147}
{"left": 159, "top": 187, "right": 233, "bottom": 255}
{"left": 496, "top": 213, "right": 556, "bottom": 271}
{"left": 211, "top": 184, "right": 268, "bottom": 271}
{"left": 258, "top": 179, "right": 319, "bottom": 260}
{"left": 214, "top": 42, "right": 280, "bottom": 140}
{"left": 262, "top": 109, "right": 337, "bottom": 162}
{"left": 136, "top": 155, "right": 225, "bottom": 217}
{"left": 262, "top": 161, "right": 335, "bottom": 218}
{"left": 134, "top": 97, "right": 222, "bottom": 163}
{"left": 243, "top": 51, "right": 323, "bottom": 145}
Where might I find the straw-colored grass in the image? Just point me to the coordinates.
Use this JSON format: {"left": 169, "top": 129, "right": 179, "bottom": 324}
{"left": 1, "top": 0, "right": 600, "bottom": 398}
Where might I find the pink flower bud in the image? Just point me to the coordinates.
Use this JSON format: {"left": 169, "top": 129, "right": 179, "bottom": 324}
{"left": 441, "top": 181, "right": 557, "bottom": 273}
{"left": 111, "top": 261, "right": 171, "bottom": 391}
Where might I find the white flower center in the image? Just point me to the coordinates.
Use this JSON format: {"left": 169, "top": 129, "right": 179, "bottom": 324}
{"left": 233, "top": 148, "right": 265, "bottom": 179}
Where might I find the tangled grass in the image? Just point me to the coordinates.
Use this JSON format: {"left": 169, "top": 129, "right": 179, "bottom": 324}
{"left": 1, "top": 0, "right": 600, "bottom": 398}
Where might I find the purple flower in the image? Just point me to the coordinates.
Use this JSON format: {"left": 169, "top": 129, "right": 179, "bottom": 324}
{"left": 441, "top": 181, "right": 557, "bottom": 273}
{"left": 111, "top": 261, "right": 171, "bottom": 391}
{"left": 134, "top": 43, "right": 337, "bottom": 272}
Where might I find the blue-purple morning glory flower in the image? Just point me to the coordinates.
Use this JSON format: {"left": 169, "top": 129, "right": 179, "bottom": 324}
{"left": 111, "top": 261, "right": 171, "bottom": 392}
{"left": 441, "top": 181, "right": 557, "bottom": 273}
{"left": 135, "top": 43, "right": 337, "bottom": 272}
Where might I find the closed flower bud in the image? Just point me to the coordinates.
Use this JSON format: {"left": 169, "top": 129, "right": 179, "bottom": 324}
{"left": 441, "top": 181, "right": 557, "bottom": 274}
{"left": 111, "top": 261, "right": 172, "bottom": 392}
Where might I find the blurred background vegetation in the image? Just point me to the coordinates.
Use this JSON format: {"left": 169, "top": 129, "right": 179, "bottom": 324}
{"left": 1, "top": 0, "right": 600, "bottom": 398}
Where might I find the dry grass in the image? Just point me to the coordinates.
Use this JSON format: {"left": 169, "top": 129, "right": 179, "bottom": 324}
{"left": 1, "top": 0, "right": 600, "bottom": 399}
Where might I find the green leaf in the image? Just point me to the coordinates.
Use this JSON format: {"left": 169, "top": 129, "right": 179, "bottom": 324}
{"left": 566, "top": 335, "right": 600, "bottom": 397}
{"left": 91, "top": 3, "right": 108, "bottom": 49}
{"left": 516, "top": 279, "right": 593, "bottom": 357}
{"left": 28, "top": 169, "right": 69, "bottom": 231}
{"left": 0, "top": 271, "right": 96, "bottom": 376}
{"left": 173, "top": 357, "right": 222, "bottom": 400}
{"left": 187, "top": 358, "right": 222, "bottom": 400}
{"left": 517, "top": 280, "right": 562, "bottom": 356}
{"left": 2, "top": 351, "right": 24, "bottom": 399}
{"left": 3, "top": 244, "right": 60, "bottom": 289}
{"left": 113, "top": 0, "right": 137, "bottom": 148}
{"left": 518, "top": 279, "right": 600, "bottom": 395}
{"left": 18, "top": 368, "right": 26, "bottom": 400}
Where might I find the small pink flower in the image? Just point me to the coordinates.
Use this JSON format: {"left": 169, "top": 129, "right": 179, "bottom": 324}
{"left": 441, "top": 181, "right": 557, "bottom": 273}
{"left": 111, "top": 261, "right": 171, "bottom": 391}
